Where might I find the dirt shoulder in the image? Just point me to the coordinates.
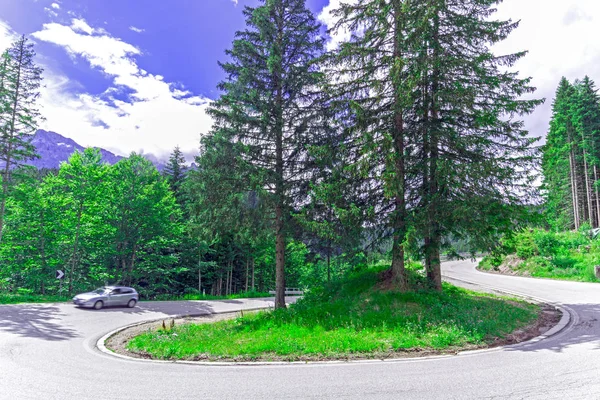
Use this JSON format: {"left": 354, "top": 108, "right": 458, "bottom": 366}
{"left": 104, "top": 304, "right": 562, "bottom": 362}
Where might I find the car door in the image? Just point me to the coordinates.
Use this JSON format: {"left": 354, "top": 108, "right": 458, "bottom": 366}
{"left": 108, "top": 288, "right": 123, "bottom": 306}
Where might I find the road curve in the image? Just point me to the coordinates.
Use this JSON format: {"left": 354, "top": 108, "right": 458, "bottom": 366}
{"left": 1, "top": 260, "right": 600, "bottom": 400}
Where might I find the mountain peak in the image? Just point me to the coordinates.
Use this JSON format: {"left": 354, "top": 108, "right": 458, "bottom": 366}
{"left": 27, "top": 130, "right": 164, "bottom": 170}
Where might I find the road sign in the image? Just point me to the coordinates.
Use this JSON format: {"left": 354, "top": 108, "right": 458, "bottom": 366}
{"left": 56, "top": 270, "right": 64, "bottom": 280}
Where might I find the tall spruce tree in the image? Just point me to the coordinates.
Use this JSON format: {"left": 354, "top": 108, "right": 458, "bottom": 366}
{"left": 543, "top": 77, "right": 600, "bottom": 230}
{"left": 0, "top": 36, "right": 43, "bottom": 242}
{"left": 326, "top": 0, "right": 422, "bottom": 290}
{"left": 411, "top": 0, "right": 542, "bottom": 289}
{"left": 543, "top": 78, "right": 577, "bottom": 230}
{"left": 163, "top": 146, "right": 188, "bottom": 209}
{"left": 571, "top": 76, "right": 600, "bottom": 227}
{"left": 206, "top": 0, "right": 324, "bottom": 308}
{"left": 328, "top": 0, "right": 541, "bottom": 290}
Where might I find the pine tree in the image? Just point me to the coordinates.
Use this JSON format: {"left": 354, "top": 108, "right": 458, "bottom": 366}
{"left": 206, "top": 0, "right": 325, "bottom": 308}
{"left": 543, "top": 78, "right": 577, "bottom": 230}
{"left": 163, "top": 146, "right": 188, "bottom": 209}
{"left": 326, "top": 0, "right": 422, "bottom": 290}
{"left": 328, "top": 0, "right": 541, "bottom": 290}
{"left": 0, "top": 36, "right": 43, "bottom": 242}
{"left": 411, "top": 0, "right": 542, "bottom": 289}
{"left": 571, "top": 77, "right": 600, "bottom": 228}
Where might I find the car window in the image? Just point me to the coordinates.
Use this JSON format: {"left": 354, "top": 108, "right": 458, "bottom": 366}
{"left": 121, "top": 289, "right": 133, "bottom": 294}
{"left": 111, "top": 288, "right": 122, "bottom": 295}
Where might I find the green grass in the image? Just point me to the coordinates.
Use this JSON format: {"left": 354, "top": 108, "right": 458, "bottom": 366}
{"left": 479, "top": 229, "right": 600, "bottom": 282}
{"left": 0, "top": 293, "right": 72, "bottom": 305}
{"left": 127, "top": 266, "right": 540, "bottom": 361}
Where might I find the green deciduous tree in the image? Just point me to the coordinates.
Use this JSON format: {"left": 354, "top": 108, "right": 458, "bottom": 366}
{"left": 108, "top": 154, "right": 182, "bottom": 288}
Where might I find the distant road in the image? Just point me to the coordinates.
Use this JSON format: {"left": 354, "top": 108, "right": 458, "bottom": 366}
{"left": 1, "top": 260, "right": 600, "bottom": 400}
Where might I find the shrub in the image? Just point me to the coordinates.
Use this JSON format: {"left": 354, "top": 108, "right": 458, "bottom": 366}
{"left": 514, "top": 230, "right": 537, "bottom": 258}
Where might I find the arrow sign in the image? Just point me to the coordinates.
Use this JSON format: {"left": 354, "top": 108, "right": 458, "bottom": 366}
{"left": 56, "top": 270, "right": 64, "bottom": 280}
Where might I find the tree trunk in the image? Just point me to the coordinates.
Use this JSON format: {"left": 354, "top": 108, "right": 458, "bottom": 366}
{"left": 581, "top": 141, "right": 593, "bottom": 225}
{"left": 390, "top": 0, "right": 408, "bottom": 290}
{"left": 225, "top": 261, "right": 231, "bottom": 296}
{"left": 245, "top": 257, "right": 249, "bottom": 292}
{"left": 426, "top": 9, "right": 443, "bottom": 292}
{"left": 594, "top": 165, "right": 600, "bottom": 228}
{"left": 251, "top": 258, "right": 255, "bottom": 292}
{"left": 569, "top": 137, "right": 580, "bottom": 229}
{"left": 327, "top": 240, "right": 331, "bottom": 282}
{"left": 273, "top": 2, "right": 286, "bottom": 309}
{"left": 198, "top": 247, "right": 202, "bottom": 293}
{"left": 68, "top": 201, "right": 84, "bottom": 294}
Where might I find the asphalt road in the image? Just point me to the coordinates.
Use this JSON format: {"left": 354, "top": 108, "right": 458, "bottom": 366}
{"left": 2, "top": 260, "right": 600, "bottom": 400}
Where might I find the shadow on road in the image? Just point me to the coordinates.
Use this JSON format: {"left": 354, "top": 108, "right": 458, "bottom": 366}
{"left": 78, "top": 300, "right": 221, "bottom": 317}
{"left": 507, "top": 303, "right": 600, "bottom": 353}
{"left": 76, "top": 297, "right": 279, "bottom": 317}
{"left": 0, "top": 304, "right": 79, "bottom": 341}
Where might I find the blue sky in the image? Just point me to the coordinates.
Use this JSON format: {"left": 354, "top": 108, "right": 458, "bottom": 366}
{"left": 0, "top": 0, "right": 599, "bottom": 161}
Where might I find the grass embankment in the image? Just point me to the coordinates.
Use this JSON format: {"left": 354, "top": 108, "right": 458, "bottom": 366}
{"left": 479, "top": 228, "right": 600, "bottom": 282}
{"left": 0, "top": 293, "right": 72, "bottom": 305}
{"left": 127, "top": 265, "right": 540, "bottom": 361}
{"left": 0, "top": 290, "right": 272, "bottom": 305}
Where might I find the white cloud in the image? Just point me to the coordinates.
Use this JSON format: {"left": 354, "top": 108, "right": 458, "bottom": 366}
{"left": 0, "top": 20, "right": 16, "bottom": 51}
{"left": 21, "top": 18, "right": 214, "bottom": 159}
{"left": 43, "top": 8, "right": 58, "bottom": 18}
{"left": 69, "top": 18, "right": 95, "bottom": 35}
{"left": 51, "top": 2, "right": 60, "bottom": 10}
{"left": 231, "top": 0, "right": 238, "bottom": 5}
{"left": 491, "top": 0, "right": 600, "bottom": 141}
{"left": 317, "top": 0, "right": 356, "bottom": 51}
{"left": 129, "top": 26, "right": 144, "bottom": 33}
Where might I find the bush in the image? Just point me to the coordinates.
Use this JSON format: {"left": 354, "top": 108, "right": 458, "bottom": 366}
{"left": 514, "top": 230, "right": 537, "bottom": 258}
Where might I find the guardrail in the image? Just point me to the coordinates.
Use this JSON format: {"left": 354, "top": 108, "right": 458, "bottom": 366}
{"left": 268, "top": 288, "right": 304, "bottom": 295}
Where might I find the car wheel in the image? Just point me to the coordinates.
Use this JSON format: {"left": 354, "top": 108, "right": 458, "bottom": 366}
{"left": 127, "top": 299, "right": 137, "bottom": 308}
{"left": 93, "top": 301, "right": 103, "bottom": 310}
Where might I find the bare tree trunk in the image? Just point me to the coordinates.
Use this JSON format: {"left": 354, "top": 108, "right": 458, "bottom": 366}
{"left": 229, "top": 263, "right": 233, "bottom": 295}
{"left": 198, "top": 247, "right": 202, "bottom": 293}
{"left": 251, "top": 258, "right": 255, "bottom": 292}
{"left": 68, "top": 201, "right": 84, "bottom": 294}
{"left": 569, "top": 140, "right": 580, "bottom": 230}
{"left": 327, "top": 240, "right": 331, "bottom": 282}
{"left": 594, "top": 165, "right": 600, "bottom": 228}
{"left": 582, "top": 141, "right": 593, "bottom": 225}
{"left": 225, "top": 261, "right": 230, "bottom": 296}
{"left": 245, "top": 257, "right": 249, "bottom": 292}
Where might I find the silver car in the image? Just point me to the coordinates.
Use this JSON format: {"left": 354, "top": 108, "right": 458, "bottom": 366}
{"left": 73, "top": 286, "right": 138, "bottom": 310}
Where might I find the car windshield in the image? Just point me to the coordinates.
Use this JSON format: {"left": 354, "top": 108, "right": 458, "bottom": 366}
{"left": 92, "top": 288, "right": 108, "bottom": 294}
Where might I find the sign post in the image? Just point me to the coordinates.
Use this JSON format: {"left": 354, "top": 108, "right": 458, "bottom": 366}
{"left": 56, "top": 270, "right": 64, "bottom": 295}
